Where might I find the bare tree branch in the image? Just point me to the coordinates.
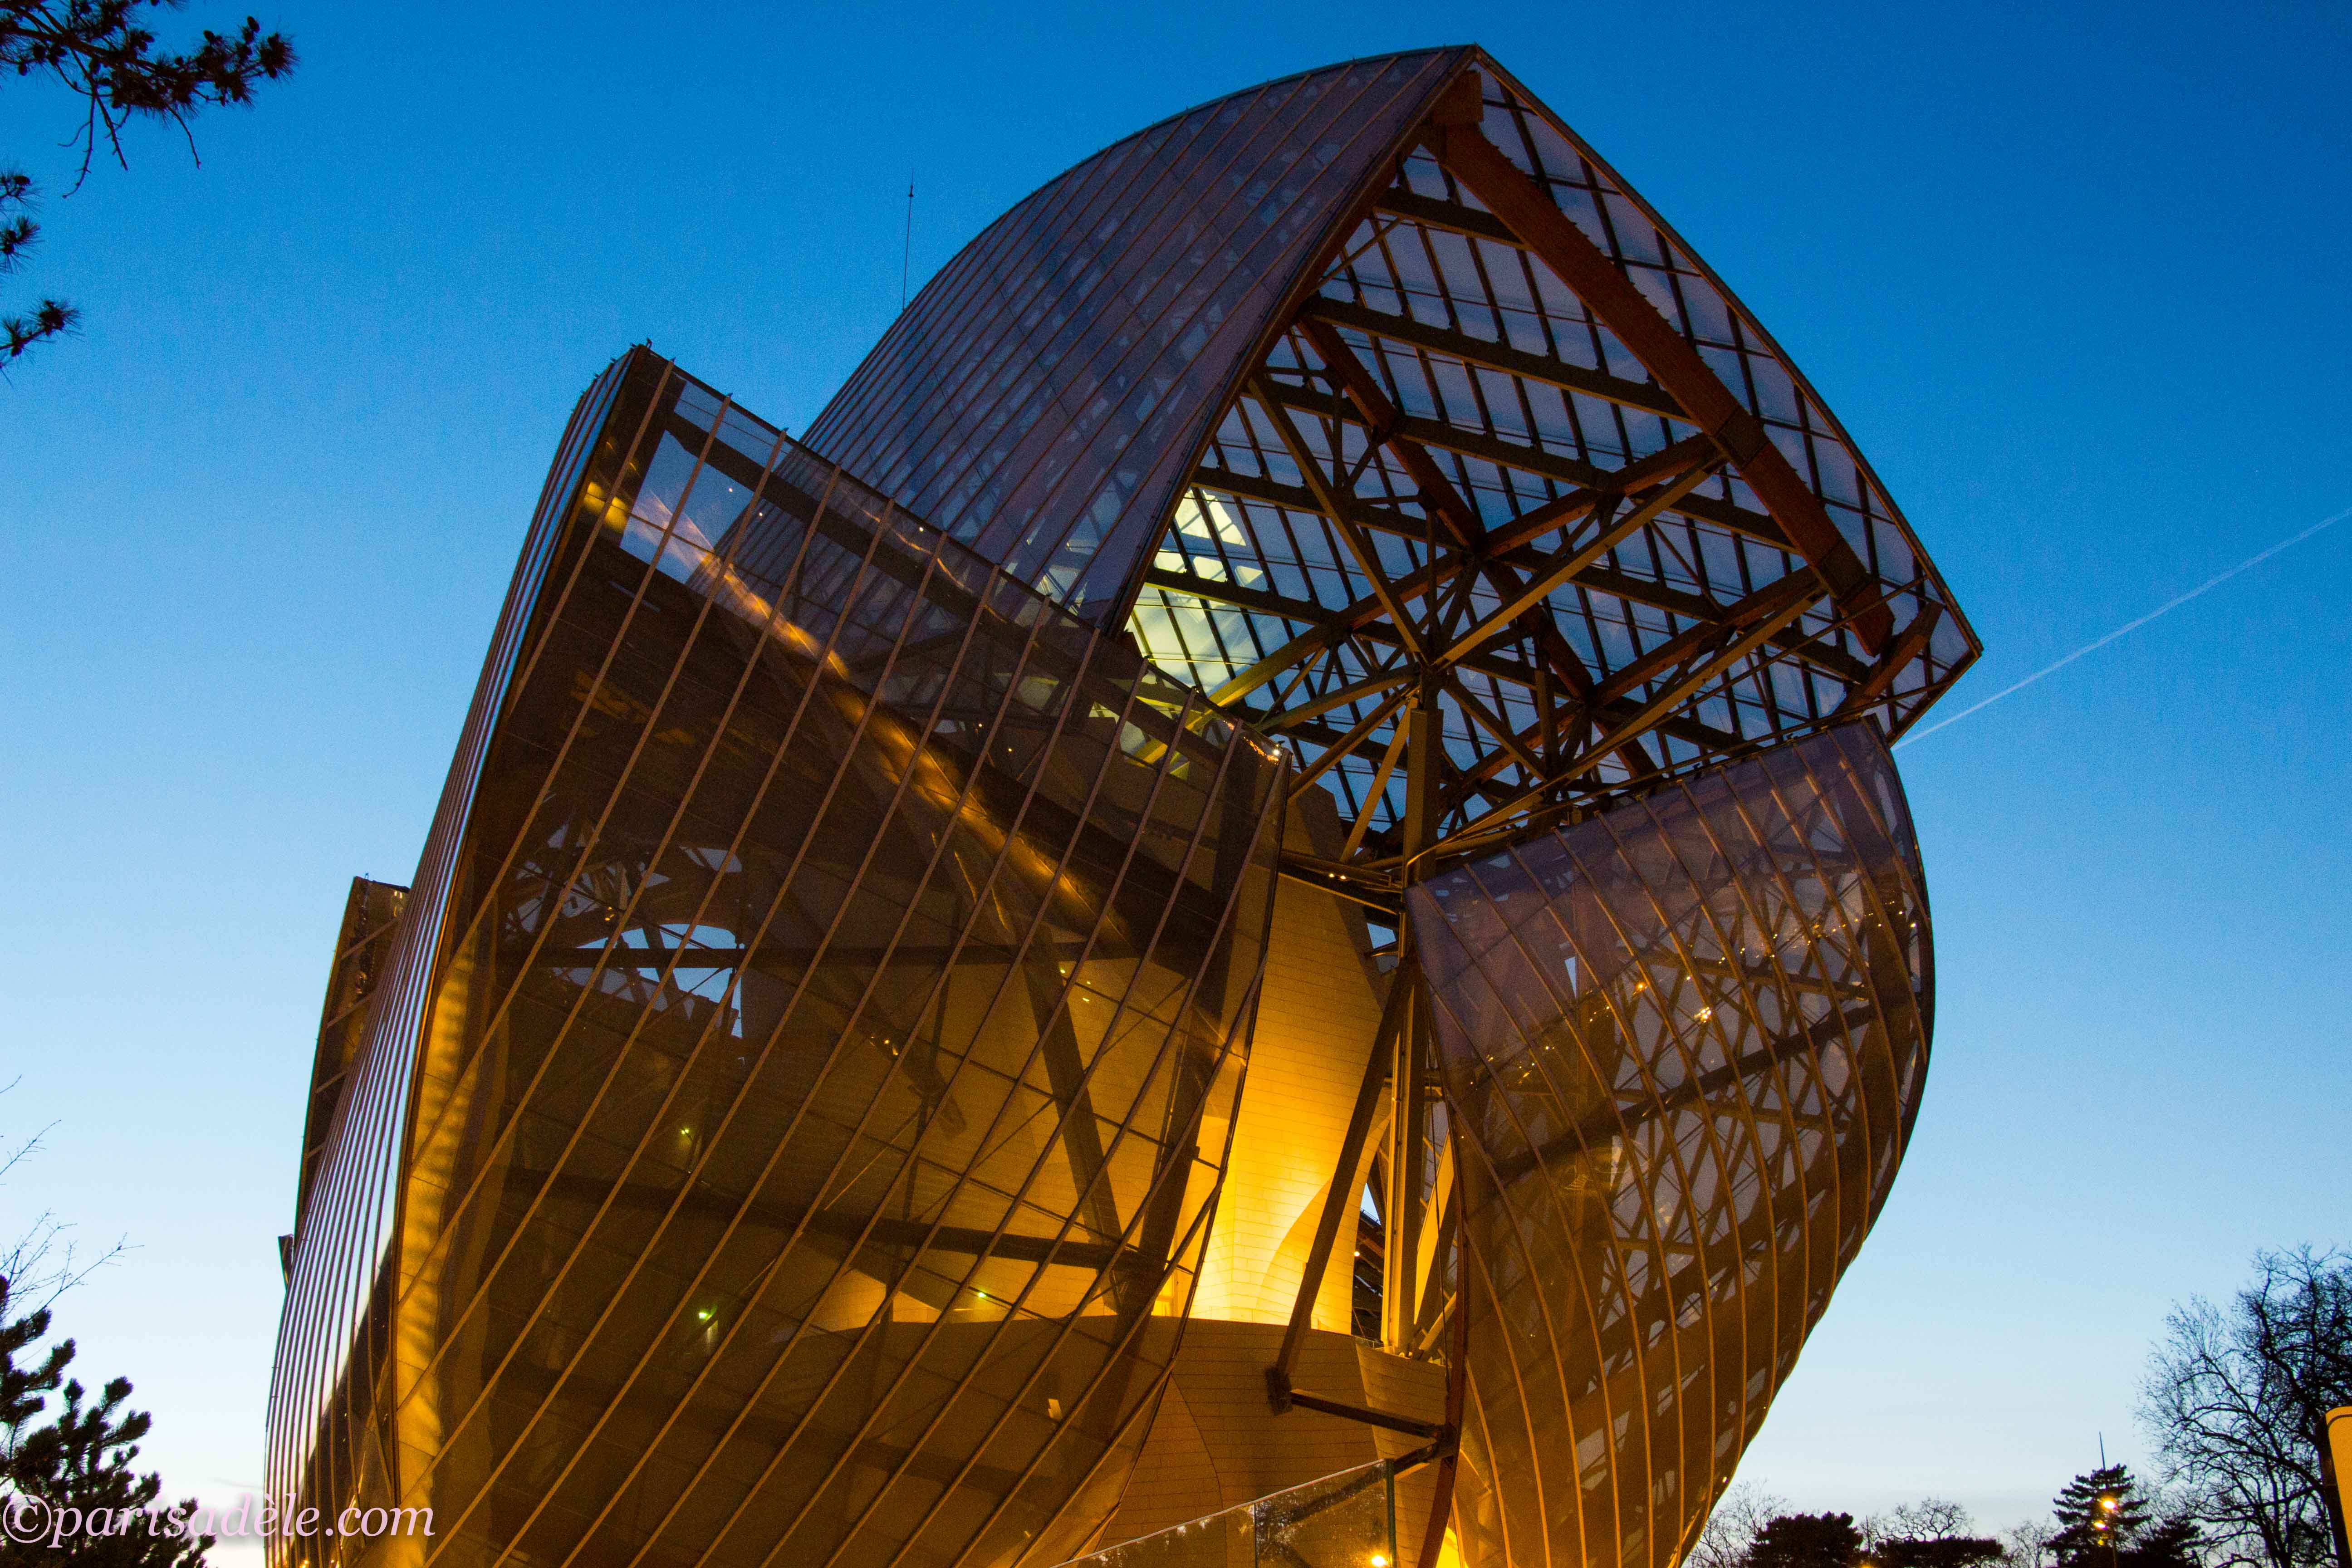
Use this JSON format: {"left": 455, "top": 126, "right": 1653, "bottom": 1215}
{"left": 2140, "top": 1246, "right": 2352, "bottom": 1568}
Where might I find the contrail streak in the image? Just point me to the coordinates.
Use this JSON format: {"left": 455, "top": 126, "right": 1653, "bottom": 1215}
{"left": 1896, "top": 502, "right": 2352, "bottom": 749}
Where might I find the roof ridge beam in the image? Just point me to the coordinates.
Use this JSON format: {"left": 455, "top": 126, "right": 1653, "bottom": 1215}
{"left": 1300, "top": 295, "right": 1688, "bottom": 422}
{"left": 1424, "top": 72, "right": 1894, "bottom": 653}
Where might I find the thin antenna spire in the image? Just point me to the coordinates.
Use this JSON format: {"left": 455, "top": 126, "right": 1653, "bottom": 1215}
{"left": 901, "top": 174, "right": 914, "bottom": 309}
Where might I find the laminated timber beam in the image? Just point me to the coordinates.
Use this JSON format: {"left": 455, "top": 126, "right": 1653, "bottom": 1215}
{"left": 1249, "top": 372, "right": 1428, "bottom": 660}
{"left": 1143, "top": 566, "right": 1745, "bottom": 760}
{"left": 1294, "top": 310, "right": 1664, "bottom": 771}
{"left": 1299, "top": 293, "right": 1689, "bottom": 423}
{"left": 1444, "top": 584, "right": 1822, "bottom": 845}
{"left": 1247, "top": 377, "right": 1793, "bottom": 550}
{"left": 1421, "top": 71, "right": 1895, "bottom": 653}
{"left": 1433, "top": 571, "right": 1826, "bottom": 811}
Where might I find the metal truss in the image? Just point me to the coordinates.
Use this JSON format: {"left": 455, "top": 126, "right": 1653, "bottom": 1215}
{"left": 1127, "top": 69, "right": 1975, "bottom": 911}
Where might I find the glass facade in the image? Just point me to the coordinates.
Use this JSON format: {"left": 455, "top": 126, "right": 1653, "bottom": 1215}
{"left": 1061, "top": 1458, "right": 1405, "bottom": 1568}
{"left": 803, "top": 50, "right": 1464, "bottom": 623}
{"left": 274, "top": 45, "right": 1978, "bottom": 1568}
{"left": 269, "top": 350, "right": 1285, "bottom": 1568}
{"left": 1410, "top": 725, "right": 1931, "bottom": 1568}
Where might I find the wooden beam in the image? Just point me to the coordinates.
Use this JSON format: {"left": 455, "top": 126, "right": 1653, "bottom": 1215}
{"left": 1261, "top": 670, "right": 1415, "bottom": 732}
{"left": 1450, "top": 589, "right": 1821, "bottom": 841}
{"left": 1374, "top": 185, "right": 1521, "bottom": 247}
{"left": 1302, "top": 294, "right": 1688, "bottom": 422}
{"left": 1299, "top": 314, "right": 1485, "bottom": 552}
{"left": 1250, "top": 375, "right": 1427, "bottom": 660}
{"left": 1586, "top": 570, "right": 1820, "bottom": 710}
{"left": 1431, "top": 458, "right": 1717, "bottom": 671}
{"left": 1254, "top": 377, "right": 1790, "bottom": 549}
{"left": 1289, "top": 684, "right": 1415, "bottom": 797}
{"left": 1833, "top": 602, "right": 1941, "bottom": 719}
{"left": 1425, "top": 73, "right": 1893, "bottom": 653}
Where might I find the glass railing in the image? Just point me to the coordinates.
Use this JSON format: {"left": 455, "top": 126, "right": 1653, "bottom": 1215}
{"left": 1053, "top": 1457, "right": 1404, "bottom": 1568}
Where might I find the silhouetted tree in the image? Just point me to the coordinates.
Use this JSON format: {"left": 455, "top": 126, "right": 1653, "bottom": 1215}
{"left": 0, "top": 0, "right": 294, "bottom": 362}
{"left": 2051, "top": 1465, "right": 2201, "bottom": 1568}
{"left": 1752, "top": 1512, "right": 1866, "bottom": 1568}
{"left": 1863, "top": 1499, "right": 2005, "bottom": 1568}
{"left": 2142, "top": 1246, "right": 2352, "bottom": 1568}
{"left": 2004, "top": 1519, "right": 2059, "bottom": 1568}
{"left": 1691, "top": 1483, "right": 1791, "bottom": 1568}
{"left": 0, "top": 1274, "right": 212, "bottom": 1565}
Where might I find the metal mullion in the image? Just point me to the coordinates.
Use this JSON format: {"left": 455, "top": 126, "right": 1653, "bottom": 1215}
{"left": 814, "top": 712, "right": 1277, "bottom": 1568}
{"left": 1417, "top": 853, "right": 1608, "bottom": 1565}
{"left": 420, "top": 461, "right": 937, "bottom": 1539}
{"left": 590, "top": 623, "right": 1217, "bottom": 1565}
{"left": 750, "top": 703, "right": 1271, "bottom": 1565}
{"left": 824, "top": 107, "right": 1232, "bottom": 500}
{"left": 835, "top": 129, "right": 1196, "bottom": 510}
{"left": 1483, "top": 831, "right": 1697, "bottom": 1564}
{"left": 385, "top": 436, "right": 836, "bottom": 1382}
{"left": 380, "top": 374, "right": 756, "bottom": 1400}
{"left": 293, "top": 360, "right": 669, "bottom": 1455}
{"left": 1328, "top": 211, "right": 1394, "bottom": 278}
{"left": 450, "top": 522, "right": 1009, "bottom": 1537}
{"left": 1367, "top": 221, "right": 1418, "bottom": 327}
{"left": 1754, "top": 740, "right": 1921, "bottom": 1229}
{"left": 1741, "top": 750, "right": 1902, "bottom": 1258}
{"left": 1589, "top": 791, "right": 1798, "bottom": 1517}
{"left": 1637, "top": 764, "right": 1835, "bottom": 1485}
{"left": 757, "top": 715, "right": 1221, "bottom": 1558}
{"left": 900, "top": 1148, "right": 1242, "bottom": 1568}
{"left": 943, "top": 66, "right": 1417, "bottom": 582}
{"left": 387, "top": 466, "right": 874, "bottom": 1475}
{"left": 578, "top": 576, "right": 1117, "bottom": 1568}
{"left": 1694, "top": 759, "right": 1872, "bottom": 1419}
{"left": 1414, "top": 218, "right": 1466, "bottom": 339}
{"left": 397, "top": 370, "right": 734, "bottom": 1175}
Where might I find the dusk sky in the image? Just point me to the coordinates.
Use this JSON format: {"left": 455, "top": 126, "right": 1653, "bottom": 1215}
{"left": 5, "top": 0, "right": 2349, "bottom": 1555}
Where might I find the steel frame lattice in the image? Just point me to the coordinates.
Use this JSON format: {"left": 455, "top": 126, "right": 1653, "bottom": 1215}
{"left": 271, "top": 44, "right": 1974, "bottom": 1568}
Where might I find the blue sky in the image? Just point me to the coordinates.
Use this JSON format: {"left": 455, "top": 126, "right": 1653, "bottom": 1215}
{"left": 4, "top": 0, "right": 2348, "bottom": 1548}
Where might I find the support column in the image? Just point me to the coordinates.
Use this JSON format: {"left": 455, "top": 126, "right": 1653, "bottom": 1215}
{"left": 1382, "top": 700, "right": 1440, "bottom": 1348}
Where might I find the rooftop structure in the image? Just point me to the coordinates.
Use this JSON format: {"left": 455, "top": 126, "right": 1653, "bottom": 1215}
{"left": 269, "top": 44, "right": 1975, "bottom": 1568}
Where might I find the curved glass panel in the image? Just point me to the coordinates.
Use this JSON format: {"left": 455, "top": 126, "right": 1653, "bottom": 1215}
{"left": 803, "top": 50, "right": 1467, "bottom": 623}
{"left": 268, "top": 350, "right": 1287, "bottom": 1568}
{"left": 1407, "top": 724, "right": 1932, "bottom": 1568}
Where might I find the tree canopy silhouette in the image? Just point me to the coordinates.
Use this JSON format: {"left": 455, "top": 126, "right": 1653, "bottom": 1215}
{"left": 1, "top": 1274, "right": 214, "bottom": 1564}
{"left": 0, "top": 0, "right": 294, "bottom": 362}
{"left": 2141, "top": 1245, "right": 2352, "bottom": 1568}
{"left": 2050, "top": 1464, "right": 2200, "bottom": 1568}
{"left": 1751, "top": 1512, "right": 1866, "bottom": 1568}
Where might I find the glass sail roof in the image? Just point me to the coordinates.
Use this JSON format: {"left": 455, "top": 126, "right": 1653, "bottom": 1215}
{"left": 806, "top": 47, "right": 1978, "bottom": 883}
{"left": 1125, "top": 55, "right": 1977, "bottom": 874}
